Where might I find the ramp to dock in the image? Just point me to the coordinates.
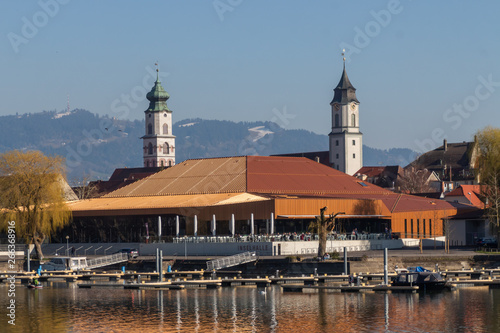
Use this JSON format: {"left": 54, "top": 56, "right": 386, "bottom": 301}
{"left": 206, "top": 251, "right": 257, "bottom": 271}
{"left": 87, "top": 253, "right": 129, "bottom": 269}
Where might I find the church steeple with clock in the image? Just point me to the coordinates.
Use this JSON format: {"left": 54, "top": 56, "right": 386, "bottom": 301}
{"left": 329, "top": 55, "right": 363, "bottom": 175}
{"left": 141, "top": 64, "right": 176, "bottom": 168}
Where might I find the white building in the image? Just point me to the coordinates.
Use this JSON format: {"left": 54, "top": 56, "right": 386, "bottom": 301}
{"left": 141, "top": 70, "right": 176, "bottom": 167}
{"left": 329, "top": 64, "right": 363, "bottom": 175}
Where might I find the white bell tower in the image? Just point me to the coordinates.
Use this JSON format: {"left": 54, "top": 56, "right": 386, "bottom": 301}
{"left": 141, "top": 65, "right": 176, "bottom": 168}
{"left": 329, "top": 55, "right": 363, "bottom": 175}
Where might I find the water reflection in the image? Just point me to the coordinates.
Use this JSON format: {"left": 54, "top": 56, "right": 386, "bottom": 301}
{"left": 1, "top": 283, "right": 499, "bottom": 332}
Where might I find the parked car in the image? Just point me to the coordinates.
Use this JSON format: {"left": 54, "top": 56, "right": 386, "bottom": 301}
{"left": 115, "top": 248, "right": 139, "bottom": 258}
{"left": 476, "top": 238, "right": 498, "bottom": 248}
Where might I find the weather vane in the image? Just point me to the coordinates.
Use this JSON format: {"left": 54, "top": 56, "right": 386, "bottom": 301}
{"left": 155, "top": 61, "right": 159, "bottom": 73}
{"left": 341, "top": 49, "right": 346, "bottom": 65}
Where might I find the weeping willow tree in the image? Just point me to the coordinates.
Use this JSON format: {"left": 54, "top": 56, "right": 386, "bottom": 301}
{"left": 476, "top": 127, "right": 500, "bottom": 246}
{"left": 309, "top": 207, "right": 344, "bottom": 258}
{"left": 0, "top": 150, "right": 72, "bottom": 259}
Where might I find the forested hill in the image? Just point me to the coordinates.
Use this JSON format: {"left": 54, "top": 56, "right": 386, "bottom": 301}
{"left": 0, "top": 110, "right": 417, "bottom": 181}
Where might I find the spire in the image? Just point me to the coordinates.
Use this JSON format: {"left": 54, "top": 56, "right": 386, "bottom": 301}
{"left": 146, "top": 62, "right": 170, "bottom": 112}
{"left": 330, "top": 50, "right": 359, "bottom": 105}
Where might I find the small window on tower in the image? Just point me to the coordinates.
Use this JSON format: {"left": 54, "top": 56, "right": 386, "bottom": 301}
{"left": 353, "top": 153, "right": 356, "bottom": 158}
{"left": 336, "top": 154, "right": 339, "bottom": 159}
{"left": 148, "top": 123, "right": 153, "bottom": 135}
{"left": 352, "top": 140, "right": 356, "bottom": 145}
{"left": 336, "top": 140, "right": 339, "bottom": 146}
{"left": 164, "top": 113, "right": 167, "bottom": 117}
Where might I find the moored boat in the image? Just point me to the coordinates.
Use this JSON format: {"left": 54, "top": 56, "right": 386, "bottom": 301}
{"left": 392, "top": 267, "right": 446, "bottom": 291}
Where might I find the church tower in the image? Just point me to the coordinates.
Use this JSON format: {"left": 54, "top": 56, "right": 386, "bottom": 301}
{"left": 329, "top": 60, "right": 363, "bottom": 176}
{"left": 141, "top": 67, "right": 175, "bottom": 167}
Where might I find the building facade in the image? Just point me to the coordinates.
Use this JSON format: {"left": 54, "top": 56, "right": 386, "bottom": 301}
{"left": 329, "top": 64, "right": 363, "bottom": 176}
{"left": 141, "top": 70, "right": 176, "bottom": 167}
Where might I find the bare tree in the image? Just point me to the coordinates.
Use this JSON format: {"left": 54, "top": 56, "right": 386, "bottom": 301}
{"left": 71, "top": 174, "right": 99, "bottom": 199}
{"left": 309, "top": 207, "right": 344, "bottom": 258}
{"left": 396, "top": 167, "right": 434, "bottom": 194}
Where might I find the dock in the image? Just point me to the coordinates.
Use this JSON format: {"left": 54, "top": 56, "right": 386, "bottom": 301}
{"left": 281, "top": 284, "right": 419, "bottom": 293}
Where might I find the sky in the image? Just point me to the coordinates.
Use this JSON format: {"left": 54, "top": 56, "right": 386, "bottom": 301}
{"left": 1, "top": 0, "right": 499, "bottom": 153}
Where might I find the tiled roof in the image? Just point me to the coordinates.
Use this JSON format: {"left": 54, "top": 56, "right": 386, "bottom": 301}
{"left": 356, "top": 166, "right": 386, "bottom": 178}
{"left": 246, "top": 156, "right": 391, "bottom": 195}
{"left": 106, "top": 157, "right": 247, "bottom": 197}
{"left": 83, "top": 155, "right": 468, "bottom": 216}
{"left": 445, "top": 185, "right": 484, "bottom": 208}
{"left": 408, "top": 141, "right": 475, "bottom": 172}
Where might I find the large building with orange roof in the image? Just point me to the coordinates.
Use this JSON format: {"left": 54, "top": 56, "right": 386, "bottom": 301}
{"left": 68, "top": 155, "right": 472, "bottom": 244}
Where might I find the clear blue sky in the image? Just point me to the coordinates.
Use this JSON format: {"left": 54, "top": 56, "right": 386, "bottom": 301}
{"left": 1, "top": 1, "right": 499, "bottom": 152}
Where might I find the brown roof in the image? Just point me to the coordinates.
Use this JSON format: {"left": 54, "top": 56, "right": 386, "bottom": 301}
{"left": 70, "top": 155, "right": 469, "bottom": 218}
{"left": 106, "top": 156, "right": 393, "bottom": 198}
{"left": 246, "top": 156, "right": 390, "bottom": 195}
{"left": 106, "top": 157, "right": 247, "bottom": 197}
{"left": 408, "top": 141, "right": 477, "bottom": 180}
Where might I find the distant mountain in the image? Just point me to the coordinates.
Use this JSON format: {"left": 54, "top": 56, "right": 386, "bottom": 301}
{"left": 0, "top": 110, "right": 417, "bottom": 181}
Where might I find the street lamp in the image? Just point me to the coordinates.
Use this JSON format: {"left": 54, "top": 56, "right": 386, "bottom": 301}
{"left": 66, "top": 235, "right": 69, "bottom": 256}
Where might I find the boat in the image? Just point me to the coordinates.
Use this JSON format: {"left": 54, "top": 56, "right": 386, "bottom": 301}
{"left": 392, "top": 266, "right": 447, "bottom": 291}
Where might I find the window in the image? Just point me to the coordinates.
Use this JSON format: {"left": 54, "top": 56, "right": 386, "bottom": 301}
{"left": 423, "top": 219, "right": 426, "bottom": 237}
{"left": 417, "top": 219, "right": 420, "bottom": 238}
{"left": 353, "top": 153, "right": 356, "bottom": 158}
{"left": 404, "top": 219, "right": 407, "bottom": 238}
{"left": 352, "top": 140, "right": 356, "bottom": 145}
{"left": 148, "top": 143, "right": 153, "bottom": 155}
{"left": 429, "top": 219, "right": 432, "bottom": 236}
{"left": 358, "top": 181, "right": 368, "bottom": 187}
{"left": 163, "top": 123, "right": 168, "bottom": 134}
{"left": 160, "top": 160, "right": 164, "bottom": 167}
{"left": 148, "top": 123, "right": 153, "bottom": 135}
{"left": 164, "top": 143, "right": 170, "bottom": 154}
{"left": 163, "top": 113, "right": 167, "bottom": 117}
{"left": 336, "top": 153, "right": 339, "bottom": 159}
{"left": 410, "top": 219, "right": 413, "bottom": 238}
{"left": 351, "top": 114, "right": 356, "bottom": 127}
{"left": 335, "top": 114, "right": 339, "bottom": 127}
{"left": 168, "top": 160, "right": 172, "bottom": 166}
{"left": 336, "top": 140, "right": 339, "bottom": 146}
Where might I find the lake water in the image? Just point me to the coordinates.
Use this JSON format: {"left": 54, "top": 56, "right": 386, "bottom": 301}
{"left": 2, "top": 282, "right": 500, "bottom": 332}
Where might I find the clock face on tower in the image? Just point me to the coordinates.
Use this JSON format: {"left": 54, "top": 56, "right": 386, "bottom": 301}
{"left": 350, "top": 103, "right": 357, "bottom": 110}
{"left": 333, "top": 103, "right": 340, "bottom": 111}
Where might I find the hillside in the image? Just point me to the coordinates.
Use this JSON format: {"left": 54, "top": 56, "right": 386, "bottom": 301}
{"left": 0, "top": 110, "right": 417, "bottom": 181}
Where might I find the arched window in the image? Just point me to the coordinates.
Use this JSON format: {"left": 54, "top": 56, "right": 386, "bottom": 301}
{"left": 164, "top": 143, "right": 170, "bottom": 154}
{"left": 335, "top": 114, "right": 339, "bottom": 127}
{"left": 160, "top": 160, "right": 164, "bottom": 167}
{"left": 168, "top": 160, "right": 172, "bottom": 166}
{"left": 163, "top": 123, "right": 168, "bottom": 134}
{"left": 148, "top": 142, "right": 153, "bottom": 155}
{"left": 351, "top": 114, "right": 356, "bottom": 127}
{"left": 148, "top": 123, "right": 153, "bottom": 135}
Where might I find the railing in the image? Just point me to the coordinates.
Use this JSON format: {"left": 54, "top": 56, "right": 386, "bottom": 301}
{"left": 173, "top": 233, "right": 394, "bottom": 244}
{"left": 87, "top": 253, "right": 129, "bottom": 269}
{"left": 206, "top": 251, "right": 257, "bottom": 271}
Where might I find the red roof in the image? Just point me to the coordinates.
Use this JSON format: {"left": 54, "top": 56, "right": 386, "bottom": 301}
{"left": 445, "top": 185, "right": 484, "bottom": 208}
{"left": 246, "top": 156, "right": 391, "bottom": 195}
{"left": 356, "top": 166, "right": 386, "bottom": 178}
